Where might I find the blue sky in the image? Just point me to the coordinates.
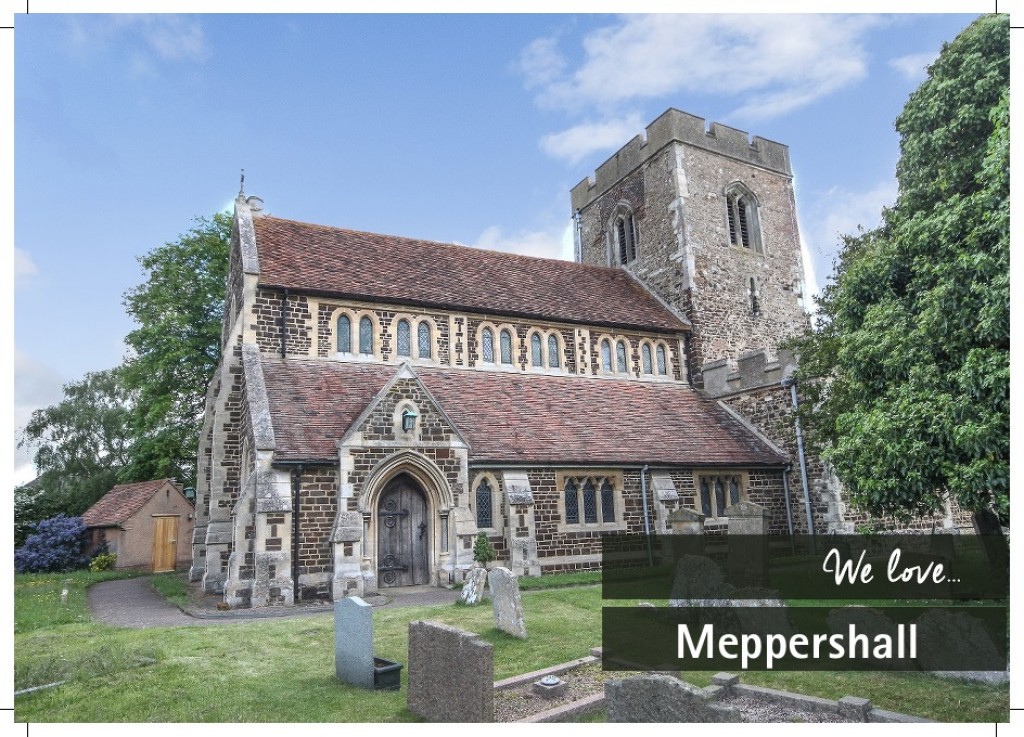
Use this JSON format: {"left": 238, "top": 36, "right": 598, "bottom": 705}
{"left": 11, "top": 11, "right": 990, "bottom": 482}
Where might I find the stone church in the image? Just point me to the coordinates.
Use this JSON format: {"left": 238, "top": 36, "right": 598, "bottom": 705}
{"left": 190, "top": 109, "right": 871, "bottom": 607}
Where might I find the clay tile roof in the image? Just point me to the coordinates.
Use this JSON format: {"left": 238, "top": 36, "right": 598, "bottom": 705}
{"left": 253, "top": 216, "right": 688, "bottom": 333}
{"left": 261, "top": 358, "right": 787, "bottom": 467}
{"left": 82, "top": 479, "right": 178, "bottom": 528}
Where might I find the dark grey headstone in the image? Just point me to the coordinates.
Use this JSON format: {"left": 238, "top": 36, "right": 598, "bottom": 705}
{"left": 407, "top": 621, "right": 493, "bottom": 722}
{"left": 335, "top": 596, "right": 374, "bottom": 689}
{"left": 606, "top": 674, "right": 741, "bottom": 722}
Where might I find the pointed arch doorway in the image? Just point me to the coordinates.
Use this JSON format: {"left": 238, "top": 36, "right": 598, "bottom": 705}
{"left": 377, "top": 473, "right": 430, "bottom": 587}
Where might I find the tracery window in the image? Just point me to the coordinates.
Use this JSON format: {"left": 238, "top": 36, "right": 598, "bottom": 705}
{"left": 697, "top": 473, "right": 746, "bottom": 517}
{"left": 600, "top": 340, "right": 612, "bottom": 372}
{"left": 396, "top": 319, "right": 411, "bottom": 357}
{"left": 613, "top": 209, "right": 637, "bottom": 265}
{"left": 531, "top": 333, "right": 543, "bottom": 367}
{"left": 547, "top": 335, "right": 560, "bottom": 368}
{"left": 475, "top": 478, "right": 494, "bottom": 529}
{"left": 359, "top": 316, "right": 373, "bottom": 355}
{"left": 564, "top": 479, "right": 580, "bottom": 525}
{"left": 656, "top": 345, "right": 668, "bottom": 375}
{"left": 481, "top": 327, "right": 494, "bottom": 363}
{"left": 418, "top": 321, "right": 432, "bottom": 358}
{"left": 615, "top": 341, "right": 628, "bottom": 373}
{"left": 725, "top": 184, "right": 762, "bottom": 253}
{"left": 582, "top": 479, "right": 598, "bottom": 523}
{"left": 500, "top": 329, "right": 513, "bottom": 365}
{"left": 600, "top": 479, "right": 615, "bottom": 522}
{"left": 559, "top": 473, "right": 623, "bottom": 528}
{"left": 641, "top": 344, "right": 653, "bottom": 375}
{"left": 337, "top": 315, "right": 351, "bottom": 353}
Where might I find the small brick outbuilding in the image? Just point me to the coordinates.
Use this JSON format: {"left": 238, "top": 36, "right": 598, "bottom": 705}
{"left": 82, "top": 479, "right": 195, "bottom": 572}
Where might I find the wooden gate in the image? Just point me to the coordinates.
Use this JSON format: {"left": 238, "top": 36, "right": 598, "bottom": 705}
{"left": 151, "top": 516, "right": 179, "bottom": 573}
{"left": 377, "top": 474, "right": 429, "bottom": 587}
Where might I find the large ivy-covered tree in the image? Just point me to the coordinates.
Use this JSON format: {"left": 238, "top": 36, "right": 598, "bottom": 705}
{"left": 121, "top": 212, "right": 232, "bottom": 487}
{"left": 793, "top": 15, "right": 1009, "bottom": 523}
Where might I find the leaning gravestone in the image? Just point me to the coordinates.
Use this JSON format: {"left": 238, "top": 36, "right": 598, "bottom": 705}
{"left": 335, "top": 596, "right": 374, "bottom": 689}
{"left": 460, "top": 566, "right": 488, "bottom": 605}
{"left": 606, "top": 674, "right": 741, "bottom": 722}
{"left": 407, "top": 621, "right": 493, "bottom": 722}
{"left": 488, "top": 567, "right": 527, "bottom": 638}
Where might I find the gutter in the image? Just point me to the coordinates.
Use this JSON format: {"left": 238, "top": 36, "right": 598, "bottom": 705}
{"left": 782, "top": 377, "right": 815, "bottom": 538}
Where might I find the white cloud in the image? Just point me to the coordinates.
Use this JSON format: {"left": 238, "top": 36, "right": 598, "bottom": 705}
{"left": 14, "top": 248, "right": 37, "bottom": 278}
{"left": 65, "top": 15, "right": 209, "bottom": 69}
{"left": 523, "top": 14, "right": 880, "bottom": 124}
{"left": 13, "top": 349, "right": 69, "bottom": 485}
{"left": 540, "top": 113, "right": 645, "bottom": 165}
{"left": 468, "top": 222, "right": 574, "bottom": 262}
{"left": 889, "top": 51, "right": 939, "bottom": 83}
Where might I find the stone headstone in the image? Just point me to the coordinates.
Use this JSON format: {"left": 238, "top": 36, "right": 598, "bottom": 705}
{"left": 335, "top": 596, "right": 374, "bottom": 689}
{"left": 667, "top": 506, "right": 705, "bottom": 535}
{"left": 407, "top": 620, "right": 493, "bottom": 722}
{"left": 606, "top": 674, "right": 741, "bottom": 722}
{"left": 460, "top": 566, "right": 488, "bottom": 605}
{"left": 488, "top": 567, "right": 526, "bottom": 639}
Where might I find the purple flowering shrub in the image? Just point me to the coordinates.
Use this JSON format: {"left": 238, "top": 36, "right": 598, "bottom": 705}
{"left": 14, "top": 515, "right": 91, "bottom": 573}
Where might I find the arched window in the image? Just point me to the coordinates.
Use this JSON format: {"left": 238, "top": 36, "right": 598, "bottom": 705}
{"left": 359, "top": 316, "right": 373, "bottom": 355}
{"left": 337, "top": 314, "right": 351, "bottom": 353}
{"left": 396, "top": 319, "right": 411, "bottom": 357}
{"left": 547, "top": 334, "right": 560, "bottom": 368}
{"left": 475, "top": 478, "right": 493, "bottom": 529}
{"left": 531, "top": 333, "right": 543, "bottom": 367}
{"left": 481, "top": 327, "right": 494, "bottom": 363}
{"left": 615, "top": 341, "right": 628, "bottom": 373}
{"left": 656, "top": 345, "right": 668, "bottom": 375}
{"left": 725, "top": 184, "right": 762, "bottom": 253}
{"left": 600, "top": 340, "right": 612, "bottom": 372}
{"left": 564, "top": 479, "right": 579, "bottom": 524}
{"left": 582, "top": 479, "right": 598, "bottom": 523}
{"left": 500, "top": 329, "right": 513, "bottom": 365}
{"left": 641, "top": 344, "right": 653, "bottom": 375}
{"left": 417, "top": 322, "right": 432, "bottom": 358}
{"left": 613, "top": 210, "right": 637, "bottom": 265}
{"left": 600, "top": 479, "right": 615, "bottom": 523}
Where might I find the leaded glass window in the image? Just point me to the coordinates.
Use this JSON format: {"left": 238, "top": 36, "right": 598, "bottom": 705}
{"left": 500, "top": 330, "right": 513, "bottom": 364}
{"left": 337, "top": 315, "right": 351, "bottom": 353}
{"left": 616, "top": 341, "right": 628, "bottom": 373}
{"left": 601, "top": 340, "right": 612, "bottom": 372}
{"left": 600, "top": 479, "right": 615, "bottom": 523}
{"left": 476, "top": 479, "right": 493, "bottom": 529}
{"left": 396, "top": 319, "right": 411, "bottom": 357}
{"left": 583, "top": 479, "right": 598, "bottom": 523}
{"left": 728, "top": 476, "right": 740, "bottom": 506}
{"left": 699, "top": 478, "right": 712, "bottom": 517}
{"left": 531, "top": 333, "right": 543, "bottom": 367}
{"left": 359, "top": 316, "right": 373, "bottom": 355}
{"left": 714, "top": 478, "right": 726, "bottom": 515}
{"left": 564, "top": 479, "right": 579, "bottom": 524}
{"left": 418, "top": 322, "right": 432, "bottom": 358}
{"left": 481, "top": 328, "right": 494, "bottom": 363}
{"left": 642, "top": 344, "right": 653, "bottom": 374}
{"left": 547, "top": 335, "right": 560, "bottom": 368}
{"left": 656, "top": 345, "right": 667, "bottom": 375}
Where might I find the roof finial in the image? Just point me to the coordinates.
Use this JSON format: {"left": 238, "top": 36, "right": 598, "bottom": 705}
{"left": 239, "top": 168, "right": 245, "bottom": 197}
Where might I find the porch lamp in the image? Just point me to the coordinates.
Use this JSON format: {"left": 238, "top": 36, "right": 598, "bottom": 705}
{"left": 402, "top": 408, "right": 419, "bottom": 432}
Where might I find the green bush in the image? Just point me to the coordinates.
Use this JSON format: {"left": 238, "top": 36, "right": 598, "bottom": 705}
{"left": 472, "top": 532, "right": 495, "bottom": 565}
{"left": 90, "top": 552, "right": 117, "bottom": 572}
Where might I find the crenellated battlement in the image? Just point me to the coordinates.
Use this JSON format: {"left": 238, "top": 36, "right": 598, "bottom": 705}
{"left": 701, "top": 348, "right": 798, "bottom": 398}
{"left": 570, "top": 108, "right": 791, "bottom": 212}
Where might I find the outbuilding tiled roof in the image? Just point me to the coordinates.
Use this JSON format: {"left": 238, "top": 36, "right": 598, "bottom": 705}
{"left": 252, "top": 216, "right": 688, "bottom": 333}
{"left": 260, "top": 358, "right": 787, "bottom": 467}
{"left": 82, "top": 479, "right": 179, "bottom": 528}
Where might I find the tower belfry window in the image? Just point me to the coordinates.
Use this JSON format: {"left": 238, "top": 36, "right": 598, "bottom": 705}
{"left": 725, "top": 184, "right": 762, "bottom": 253}
{"left": 611, "top": 207, "right": 637, "bottom": 265}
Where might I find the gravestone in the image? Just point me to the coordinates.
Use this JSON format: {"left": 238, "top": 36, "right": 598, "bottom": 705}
{"left": 725, "top": 500, "right": 769, "bottom": 588}
{"left": 606, "top": 674, "right": 741, "bottom": 722}
{"left": 488, "top": 567, "right": 526, "bottom": 638}
{"left": 335, "top": 596, "right": 374, "bottom": 688}
{"left": 407, "top": 621, "right": 493, "bottom": 722}
{"left": 460, "top": 566, "right": 487, "bottom": 605}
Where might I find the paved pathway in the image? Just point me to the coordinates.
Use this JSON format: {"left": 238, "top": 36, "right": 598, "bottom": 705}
{"left": 88, "top": 576, "right": 462, "bottom": 629}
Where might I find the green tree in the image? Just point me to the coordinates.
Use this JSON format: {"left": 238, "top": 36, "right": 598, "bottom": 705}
{"left": 121, "top": 213, "right": 232, "bottom": 487}
{"left": 793, "top": 15, "right": 1009, "bottom": 523}
{"left": 472, "top": 532, "right": 496, "bottom": 566}
{"left": 17, "top": 368, "right": 136, "bottom": 540}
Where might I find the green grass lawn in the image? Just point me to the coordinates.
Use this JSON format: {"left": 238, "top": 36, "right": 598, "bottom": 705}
{"left": 14, "top": 572, "right": 1008, "bottom": 722}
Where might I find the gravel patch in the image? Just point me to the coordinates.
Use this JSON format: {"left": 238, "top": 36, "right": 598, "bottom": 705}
{"left": 720, "top": 694, "right": 856, "bottom": 723}
{"left": 494, "top": 663, "right": 614, "bottom": 722}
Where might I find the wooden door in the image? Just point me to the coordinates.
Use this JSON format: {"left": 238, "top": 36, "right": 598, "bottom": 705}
{"left": 151, "top": 516, "right": 179, "bottom": 573}
{"left": 377, "top": 475, "right": 429, "bottom": 587}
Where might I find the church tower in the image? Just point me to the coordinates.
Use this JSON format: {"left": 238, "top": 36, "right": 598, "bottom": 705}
{"left": 571, "top": 108, "right": 809, "bottom": 387}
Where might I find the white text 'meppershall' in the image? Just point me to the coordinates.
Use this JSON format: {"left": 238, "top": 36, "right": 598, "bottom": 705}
{"left": 677, "top": 623, "right": 917, "bottom": 669}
